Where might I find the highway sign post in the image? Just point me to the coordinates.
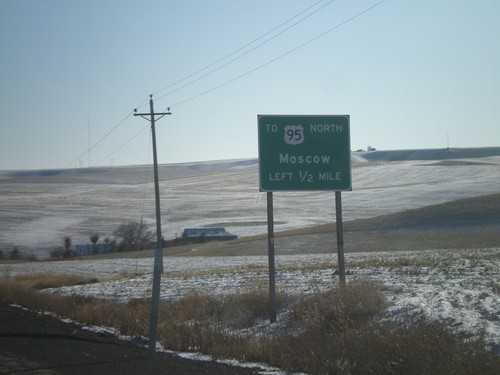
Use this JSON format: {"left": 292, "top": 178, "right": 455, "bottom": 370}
{"left": 258, "top": 115, "right": 351, "bottom": 322}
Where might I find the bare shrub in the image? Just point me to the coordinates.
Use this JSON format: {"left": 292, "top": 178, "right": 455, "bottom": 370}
{"left": 90, "top": 233, "right": 100, "bottom": 254}
{"left": 274, "top": 315, "right": 500, "bottom": 374}
{"left": 113, "top": 221, "right": 154, "bottom": 252}
{"left": 63, "top": 236, "right": 73, "bottom": 257}
{"left": 156, "top": 286, "right": 284, "bottom": 354}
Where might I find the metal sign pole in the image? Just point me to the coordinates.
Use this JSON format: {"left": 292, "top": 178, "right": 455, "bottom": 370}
{"left": 266, "top": 191, "right": 277, "bottom": 323}
{"left": 335, "top": 191, "right": 346, "bottom": 285}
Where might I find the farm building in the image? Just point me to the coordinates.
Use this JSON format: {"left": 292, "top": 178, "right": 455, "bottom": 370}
{"left": 182, "top": 227, "right": 237, "bottom": 242}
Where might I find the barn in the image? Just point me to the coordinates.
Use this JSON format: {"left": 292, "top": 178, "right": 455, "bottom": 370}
{"left": 181, "top": 227, "right": 237, "bottom": 242}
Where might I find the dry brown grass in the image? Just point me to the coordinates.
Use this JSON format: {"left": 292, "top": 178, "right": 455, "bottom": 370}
{"left": 1, "top": 271, "right": 499, "bottom": 375}
{"left": 13, "top": 273, "right": 98, "bottom": 290}
{"left": 271, "top": 279, "right": 499, "bottom": 374}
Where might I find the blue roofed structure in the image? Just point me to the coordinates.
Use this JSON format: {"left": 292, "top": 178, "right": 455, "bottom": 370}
{"left": 182, "top": 227, "right": 237, "bottom": 242}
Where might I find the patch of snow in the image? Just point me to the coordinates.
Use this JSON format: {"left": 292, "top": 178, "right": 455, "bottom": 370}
{"left": 82, "top": 325, "right": 118, "bottom": 337}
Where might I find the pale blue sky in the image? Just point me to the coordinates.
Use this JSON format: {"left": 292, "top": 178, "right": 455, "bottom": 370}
{"left": 1, "top": 0, "right": 499, "bottom": 170}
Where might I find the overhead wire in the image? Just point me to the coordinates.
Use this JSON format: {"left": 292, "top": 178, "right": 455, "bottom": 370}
{"left": 63, "top": 91, "right": 155, "bottom": 169}
{"left": 94, "top": 123, "right": 150, "bottom": 167}
{"left": 167, "top": 0, "right": 386, "bottom": 110}
{"left": 150, "top": 0, "right": 324, "bottom": 95}
{"left": 63, "top": 110, "right": 135, "bottom": 168}
{"left": 152, "top": 0, "right": 338, "bottom": 103}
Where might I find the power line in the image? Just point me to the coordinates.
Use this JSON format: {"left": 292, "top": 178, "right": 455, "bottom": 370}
{"left": 94, "top": 123, "right": 150, "bottom": 166}
{"left": 149, "top": 0, "right": 333, "bottom": 102}
{"left": 168, "top": 0, "right": 386, "bottom": 110}
{"left": 63, "top": 111, "right": 135, "bottom": 168}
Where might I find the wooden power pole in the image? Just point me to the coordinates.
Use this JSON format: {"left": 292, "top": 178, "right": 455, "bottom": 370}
{"left": 134, "top": 95, "right": 171, "bottom": 358}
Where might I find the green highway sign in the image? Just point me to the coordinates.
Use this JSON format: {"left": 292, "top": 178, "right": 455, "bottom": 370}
{"left": 258, "top": 115, "right": 351, "bottom": 191}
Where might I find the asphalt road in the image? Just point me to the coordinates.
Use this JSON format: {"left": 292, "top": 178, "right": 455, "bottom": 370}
{"left": 0, "top": 304, "right": 261, "bottom": 374}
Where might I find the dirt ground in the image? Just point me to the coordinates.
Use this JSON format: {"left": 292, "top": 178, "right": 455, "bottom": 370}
{"left": 0, "top": 304, "right": 261, "bottom": 375}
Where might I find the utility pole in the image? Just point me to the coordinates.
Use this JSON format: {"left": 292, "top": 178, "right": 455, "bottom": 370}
{"left": 87, "top": 115, "right": 91, "bottom": 167}
{"left": 134, "top": 95, "right": 171, "bottom": 358}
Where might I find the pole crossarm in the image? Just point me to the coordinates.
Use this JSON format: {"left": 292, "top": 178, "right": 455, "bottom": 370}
{"left": 134, "top": 112, "right": 171, "bottom": 121}
{"left": 134, "top": 94, "right": 171, "bottom": 121}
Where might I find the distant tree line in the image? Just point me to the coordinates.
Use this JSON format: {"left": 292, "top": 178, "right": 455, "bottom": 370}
{"left": 0, "top": 247, "right": 37, "bottom": 261}
{"left": 48, "top": 220, "right": 155, "bottom": 258}
{"left": 2, "top": 220, "right": 157, "bottom": 260}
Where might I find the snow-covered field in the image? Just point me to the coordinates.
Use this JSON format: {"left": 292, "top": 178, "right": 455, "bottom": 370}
{"left": 1, "top": 149, "right": 500, "bottom": 257}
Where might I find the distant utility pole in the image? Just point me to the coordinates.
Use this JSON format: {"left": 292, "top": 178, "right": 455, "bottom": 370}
{"left": 87, "top": 115, "right": 91, "bottom": 167}
{"left": 134, "top": 95, "right": 171, "bottom": 359}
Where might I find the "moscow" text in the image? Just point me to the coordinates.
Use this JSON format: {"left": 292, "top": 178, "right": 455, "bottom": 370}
{"left": 279, "top": 153, "right": 331, "bottom": 164}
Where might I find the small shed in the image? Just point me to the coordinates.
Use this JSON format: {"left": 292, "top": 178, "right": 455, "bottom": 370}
{"left": 182, "top": 227, "right": 237, "bottom": 242}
